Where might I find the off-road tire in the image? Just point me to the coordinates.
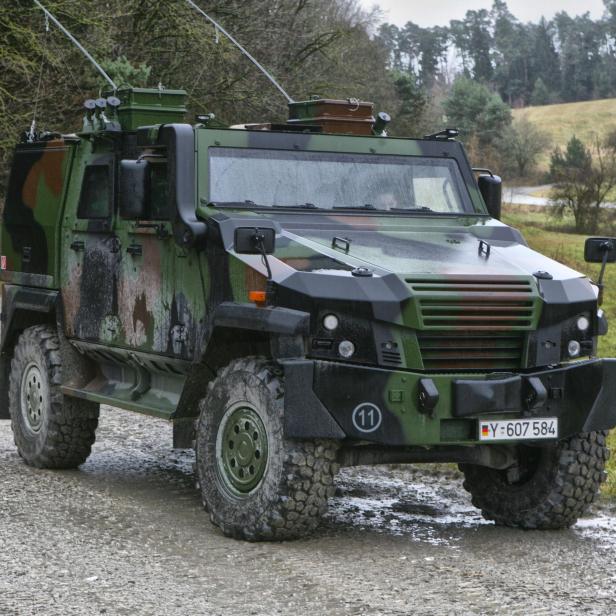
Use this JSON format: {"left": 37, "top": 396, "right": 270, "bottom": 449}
{"left": 460, "top": 431, "right": 609, "bottom": 529}
{"left": 195, "top": 357, "right": 339, "bottom": 541}
{"left": 9, "top": 325, "right": 99, "bottom": 469}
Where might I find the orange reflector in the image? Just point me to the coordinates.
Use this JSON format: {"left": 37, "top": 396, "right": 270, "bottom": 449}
{"left": 249, "top": 290, "right": 267, "bottom": 305}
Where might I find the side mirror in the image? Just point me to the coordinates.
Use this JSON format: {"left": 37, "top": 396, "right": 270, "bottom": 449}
{"left": 119, "top": 160, "right": 149, "bottom": 219}
{"left": 234, "top": 227, "right": 276, "bottom": 254}
{"left": 478, "top": 173, "right": 502, "bottom": 220}
{"left": 584, "top": 237, "right": 616, "bottom": 263}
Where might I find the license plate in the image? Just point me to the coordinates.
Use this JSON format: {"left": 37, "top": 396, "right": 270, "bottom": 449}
{"left": 479, "top": 418, "right": 558, "bottom": 442}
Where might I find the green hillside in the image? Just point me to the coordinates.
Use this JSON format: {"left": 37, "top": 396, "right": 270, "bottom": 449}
{"left": 513, "top": 98, "right": 616, "bottom": 171}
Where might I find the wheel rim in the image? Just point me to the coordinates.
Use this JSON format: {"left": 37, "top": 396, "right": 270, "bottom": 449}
{"left": 216, "top": 404, "right": 268, "bottom": 496}
{"left": 20, "top": 362, "right": 46, "bottom": 433}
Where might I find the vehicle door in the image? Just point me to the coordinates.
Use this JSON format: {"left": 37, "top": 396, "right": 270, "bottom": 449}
{"left": 61, "top": 152, "right": 120, "bottom": 344}
{"left": 114, "top": 159, "right": 175, "bottom": 354}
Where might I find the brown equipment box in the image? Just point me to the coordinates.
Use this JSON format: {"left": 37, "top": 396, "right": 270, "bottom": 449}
{"left": 287, "top": 98, "right": 375, "bottom": 135}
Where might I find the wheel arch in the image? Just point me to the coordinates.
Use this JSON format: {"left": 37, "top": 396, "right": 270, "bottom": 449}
{"left": 0, "top": 285, "right": 58, "bottom": 419}
{"left": 172, "top": 302, "right": 310, "bottom": 447}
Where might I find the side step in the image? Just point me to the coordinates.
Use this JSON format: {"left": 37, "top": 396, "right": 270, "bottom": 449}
{"left": 61, "top": 382, "right": 179, "bottom": 420}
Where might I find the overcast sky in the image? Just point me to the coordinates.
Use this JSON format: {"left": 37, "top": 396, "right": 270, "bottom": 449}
{"left": 361, "top": 0, "right": 606, "bottom": 27}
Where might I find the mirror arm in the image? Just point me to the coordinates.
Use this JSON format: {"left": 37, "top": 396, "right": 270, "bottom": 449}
{"left": 253, "top": 228, "right": 273, "bottom": 280}
{"left": 597, "top": 244, "right": 612, "bottom": 305}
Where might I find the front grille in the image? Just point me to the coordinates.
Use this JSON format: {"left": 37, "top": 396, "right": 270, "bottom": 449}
{"left": 418, "top": 332, "right": 524, "bottom": 371}
{"left": 406, "top": 277, "right": 536, "bottom": 330}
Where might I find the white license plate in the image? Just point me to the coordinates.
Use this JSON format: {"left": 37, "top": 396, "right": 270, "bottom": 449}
{"left": 479, "top": 418, "right": 558, "bottom": 441}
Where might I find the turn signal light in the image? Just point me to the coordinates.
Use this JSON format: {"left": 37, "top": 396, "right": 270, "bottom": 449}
{"left": 249, "top": 290, "right": 267, "bottom": 306}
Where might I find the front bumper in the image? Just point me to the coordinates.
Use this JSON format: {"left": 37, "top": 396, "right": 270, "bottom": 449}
{"left": 281, "top": 358, "right": 616, "bottom": 446}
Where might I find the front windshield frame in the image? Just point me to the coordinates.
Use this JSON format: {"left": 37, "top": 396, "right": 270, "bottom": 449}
{"left": 206, "top": 145, "right": 478, "bottom": 216}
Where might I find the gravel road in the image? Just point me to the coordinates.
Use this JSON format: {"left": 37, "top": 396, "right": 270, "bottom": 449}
{"left": 2, "top": 407, "right": 616, "bottom": 616}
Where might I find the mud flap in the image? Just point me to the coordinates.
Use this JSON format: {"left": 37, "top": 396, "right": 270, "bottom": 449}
{"left": 279, "top": 359, "right": 345, "bottom": 440}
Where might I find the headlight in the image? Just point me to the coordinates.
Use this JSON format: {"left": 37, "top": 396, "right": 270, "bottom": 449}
{"left": 323, "top": 314, "right": 339, "bottom": 331}
{"left": 577, "top": 316, "right": 590, "bottom": 332}
{"left": 567, "top": 340, "right": 581, "bottom": 358}
{"left": 338, "top": 340, "right": 355, "bottom": 358}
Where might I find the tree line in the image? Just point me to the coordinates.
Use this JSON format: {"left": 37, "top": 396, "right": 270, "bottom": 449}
{"left": 377, "top": 0, "right": 616, "bottom": 107}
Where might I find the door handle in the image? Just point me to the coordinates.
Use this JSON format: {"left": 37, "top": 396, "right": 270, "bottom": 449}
{"left": 70, "top": 240, "right": 85, "bottom": 252}
{"left": 108, "top": 237, "right": 122, "bottom": 253}
{"left": 127, "top": 243, "right": 143, "bottom": 257}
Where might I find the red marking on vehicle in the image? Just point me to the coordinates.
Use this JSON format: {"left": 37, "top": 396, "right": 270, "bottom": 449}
{"left": 1, "top": 256, "right": 6, "bottom": 270}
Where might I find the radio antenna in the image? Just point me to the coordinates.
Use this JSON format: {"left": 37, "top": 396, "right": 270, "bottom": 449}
{"left": 184, "top": 0, "right": 294, "bottom": 104}
{"left": 33, "top": 0, "right": 118, "bottom": 91}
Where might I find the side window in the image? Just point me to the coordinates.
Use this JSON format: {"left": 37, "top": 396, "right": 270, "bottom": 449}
{"left": 149, "top": 163, "right": 171, "bottom": 220}
{"left": 78, "top": 165, "right": 111, "bottom": 219}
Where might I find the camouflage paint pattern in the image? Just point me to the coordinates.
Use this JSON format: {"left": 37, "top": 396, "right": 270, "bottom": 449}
{"left": 0, "top": 97, "right": 608, "bottom": 447}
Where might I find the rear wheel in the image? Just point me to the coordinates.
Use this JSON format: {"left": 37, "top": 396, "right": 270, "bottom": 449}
{"left": 9, "top": 325, "right": 99, "bottom": 469}
{"left": 460, "top": 431, "right": 609, "bottom": 529}
{"left": 195, "top": 357, "right": 339, "bottom": 541}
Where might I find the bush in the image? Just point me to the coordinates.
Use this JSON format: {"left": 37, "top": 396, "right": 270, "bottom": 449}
{"left": 549, "top": 135, "right": 616, "bottom": 233}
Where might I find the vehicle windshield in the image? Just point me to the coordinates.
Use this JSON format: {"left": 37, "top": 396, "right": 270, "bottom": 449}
{"left": 208, "top": 147, "right": 472, "bottom": 213}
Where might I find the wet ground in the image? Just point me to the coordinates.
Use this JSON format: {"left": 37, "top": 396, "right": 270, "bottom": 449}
{"left": 1, "top": 407, "right": 616, "bottom": 616}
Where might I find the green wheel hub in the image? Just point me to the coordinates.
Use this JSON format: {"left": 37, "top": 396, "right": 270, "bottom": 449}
{"left": 217, "top": 405, "right": 268, "bottom": 495}
{"left": 20, "top": 362, "right": 46, "bottom": 433}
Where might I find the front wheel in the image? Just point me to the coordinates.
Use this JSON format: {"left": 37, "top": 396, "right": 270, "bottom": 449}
{"left": 460, "top": 431, "right": 609, "bottom": 529}
{"left": 195, "top": 357, "right": 339, "bottom": 541}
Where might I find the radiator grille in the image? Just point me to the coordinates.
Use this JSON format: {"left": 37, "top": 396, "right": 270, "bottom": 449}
{"left": 407, "top": 278, "right": 536, "bottom": 330}
{"left": 417, "top": 332, "right": 524, "bottom": 371}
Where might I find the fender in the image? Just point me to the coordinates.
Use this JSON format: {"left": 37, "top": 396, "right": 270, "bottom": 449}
{"left": 173, "top": 303, "right": 343, "bottom": 445}
{"left": 175, "top": 303, "right": 309, "bottom": 423}
{"left": 0, "top": 285, "right": 58, "bottom": 419}
{"left": 1, "top": 285, "right": 58, "bottom": 353}
{"left": 211, "top": 302, "right": 310, "bottom": 336}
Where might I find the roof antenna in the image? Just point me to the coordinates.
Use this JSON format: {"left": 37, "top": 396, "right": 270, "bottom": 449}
{"left": 33, "top": 0, "right": 118, "bottom": 92}
{"left": 184, "top": 0, "right": 294, "bottom": 104}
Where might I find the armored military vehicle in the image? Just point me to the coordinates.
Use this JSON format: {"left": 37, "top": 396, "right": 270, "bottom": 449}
{"left": 3, "top": 41, "right": 616, "bottom": 540}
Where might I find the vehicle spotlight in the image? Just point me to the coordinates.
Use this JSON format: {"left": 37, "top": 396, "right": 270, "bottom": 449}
{"left": 323, "top": 314, "right": 339, "bottom": 331}
{"left": 577, "top": 316, "right": 590, "bottom": 332}
{"left": 338, "top": 340, "right": 355, "bottom": 358}
{"left": 568, "top": 340, "right": 581, "bottom": 358}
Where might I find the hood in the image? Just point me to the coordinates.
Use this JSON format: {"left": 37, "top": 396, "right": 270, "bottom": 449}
{"left": 267, "top": 212, "right": 583, "bottom": 282}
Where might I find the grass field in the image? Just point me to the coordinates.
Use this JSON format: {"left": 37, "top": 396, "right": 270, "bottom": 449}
{"left": 502, "top": 204, "right": 616, "bottom": 496}
{"left": 513, "top": 98, "right": 616, "bottom": 172}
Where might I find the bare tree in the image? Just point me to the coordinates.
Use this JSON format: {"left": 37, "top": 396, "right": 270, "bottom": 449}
{"left": 499, "top": 116, "right": 551, "bottom": 179}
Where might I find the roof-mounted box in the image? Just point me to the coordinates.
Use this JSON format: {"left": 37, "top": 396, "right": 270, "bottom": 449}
{"left": 287, "top": 98, "right": 375, "bottom": 135}
{"left": 106, "top": 88, "right": 187, "bottom": 131}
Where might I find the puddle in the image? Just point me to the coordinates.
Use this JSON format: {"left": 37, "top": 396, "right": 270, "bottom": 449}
{"left": 325, "top": 466, "right": 489, "bottom": 545}
{"left": 326, "top": 466, "right": 616, "bottom": 549}
{"left": 574, "top": 514, "right": 616, "bottom": 549}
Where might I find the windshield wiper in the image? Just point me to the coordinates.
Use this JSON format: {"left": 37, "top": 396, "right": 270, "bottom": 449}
{"left": 205, "top": 200, "right": 321, "bottom": 210}
{"left": 333, "top": 204, "right": 377, "bottom": 210}
{"left": 390, "top": 206, "right": 434, "bottom": 213}
{"left": 206, "top": 200, "right": 268, "bottom": 209}
{"left": 272, "top": 202, "right": 320, "bottom": 209}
